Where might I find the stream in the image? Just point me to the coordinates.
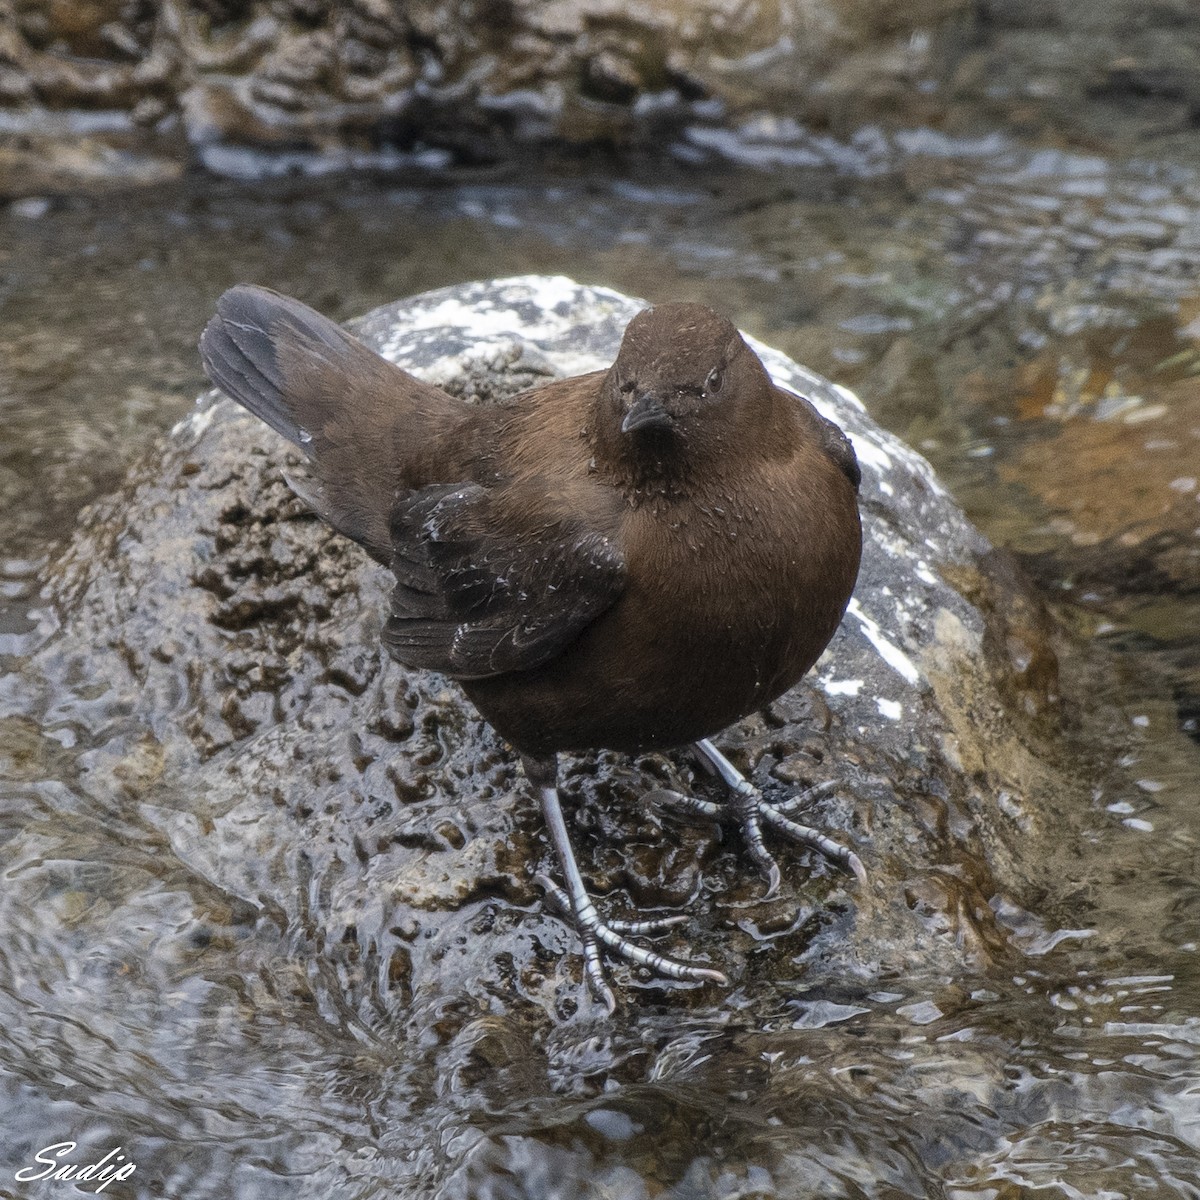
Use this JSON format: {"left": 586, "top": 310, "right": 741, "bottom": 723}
{"left": 2, "top": 127, "right": 1200, "bottom": 1197}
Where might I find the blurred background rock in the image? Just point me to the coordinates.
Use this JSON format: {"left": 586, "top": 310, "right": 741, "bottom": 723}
{"left": 9, "top": 0, "right": 1200, "bottom": 190}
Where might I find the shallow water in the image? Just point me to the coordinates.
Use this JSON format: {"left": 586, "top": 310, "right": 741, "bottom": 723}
{"left": 2, "top": 131, "right": 1200, "bottom": 1197}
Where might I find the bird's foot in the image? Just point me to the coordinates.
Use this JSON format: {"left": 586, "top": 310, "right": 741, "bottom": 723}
{"left": 653, "top": 740, "right": 866, "bottom": 893}
{"left": 524, "top": 753, "right": 729, "bottom": 1011}
{"left": 536, "top": 874, "right": 728, "bottom": 1011}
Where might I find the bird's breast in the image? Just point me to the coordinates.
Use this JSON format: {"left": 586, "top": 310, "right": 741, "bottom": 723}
{"left": 618, "top": 500, "right": 805, "bottom": 680}
{"left": 465, "top": 467, "right": 860, "bottom": 757}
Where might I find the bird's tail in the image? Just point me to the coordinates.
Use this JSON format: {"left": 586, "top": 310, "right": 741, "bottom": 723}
{"left": 200, "top": 285, "right": 465, "bottom": 564}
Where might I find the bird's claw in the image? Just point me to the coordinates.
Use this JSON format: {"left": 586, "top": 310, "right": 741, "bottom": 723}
{"left": 770, "top": 778, "right": 839, "bottom": 814}
{"left": 728, "top": 777, "right": 784, "bottom": 896}
{"left": 535, "top": 873, "right": 729, "bottom": 1008}
{"left": 756, "top": 797, "right": 868, "bottom": 887}
{"left": 672, "top": 741, "right": 864, "bottom": 893}
{"left": 642, "top": 787, "right": 722, "bottom": 820}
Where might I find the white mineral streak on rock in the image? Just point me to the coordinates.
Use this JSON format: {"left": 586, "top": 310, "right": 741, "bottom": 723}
{"left": 846, "top": 598, "right": 921, "bottom": 686}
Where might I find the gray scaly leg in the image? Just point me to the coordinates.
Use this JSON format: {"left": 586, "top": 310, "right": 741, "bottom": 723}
{"left": 523, "top": 754, "right": 728, "bottom": 1010}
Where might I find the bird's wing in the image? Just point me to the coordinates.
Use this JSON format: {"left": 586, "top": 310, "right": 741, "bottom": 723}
{"left": 777, "top": 386, "right": 861, "bottom": 491}
{"left": 384, "top": 481, "right": 626, "bottom": 679}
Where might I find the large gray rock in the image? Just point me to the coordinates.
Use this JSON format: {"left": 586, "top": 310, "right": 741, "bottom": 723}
{"left": 1, "top": 277, "right": 1109, "bottom": 1196}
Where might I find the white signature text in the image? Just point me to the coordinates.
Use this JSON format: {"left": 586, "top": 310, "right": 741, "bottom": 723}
{"left": 14, "top": 1142, "right": 136, "bottom": 1193}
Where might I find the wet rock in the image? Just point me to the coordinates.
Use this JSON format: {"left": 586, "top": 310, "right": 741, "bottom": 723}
{"left": 0, "top": 0, "right": 969, "bottom": 178}
{"left": 0, "top": 276, "right": 1121, "bottom": 1192}
{"left": 12, "top": 273, "right": 1101, "bottom": 993}
{"left": 10, "top": 0, "right": 1200, "bottom": 182}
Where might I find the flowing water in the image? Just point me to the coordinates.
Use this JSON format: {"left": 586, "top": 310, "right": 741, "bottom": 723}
{"left": 2, "top": 129, "right": 1200, "bottom": 1197}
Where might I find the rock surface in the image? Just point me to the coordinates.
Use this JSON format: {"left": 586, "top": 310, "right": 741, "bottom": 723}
{"left": 10, "top": 1, "right": 1200, "bottom": 188}
{"left": 2, "top": 276, "right": 1118, "bottom": 1194}
{"left": 15, "top": 270, "right": 1091, "bottom": 996}
{"left": 0, "top": 0, "right": 969, "bottom": 185}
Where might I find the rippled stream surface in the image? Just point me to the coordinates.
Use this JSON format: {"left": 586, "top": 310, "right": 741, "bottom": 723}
{"left": 3, "top": 130, "right": 1200, "bottom": 1197}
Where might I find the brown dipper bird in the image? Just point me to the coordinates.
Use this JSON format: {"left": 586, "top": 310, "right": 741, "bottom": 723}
{"left": 200, "top": 286, "right": 863, "bottom": 1010}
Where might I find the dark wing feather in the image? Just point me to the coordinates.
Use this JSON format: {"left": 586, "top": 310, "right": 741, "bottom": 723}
{"left": 819, "top": 419, "right": 861, "bottom": 490}
{"left": 384, "top": 482, "right": 626, "bottom": 679}
{"left": 778, "top": 385, "right": 861, "bottom": 492}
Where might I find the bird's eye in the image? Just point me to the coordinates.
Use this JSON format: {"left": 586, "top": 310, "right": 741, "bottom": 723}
{"left": 706, "top": 367, "right": 723, "bottom": 393}
{"left": 619, "top": 379, "right": 636, "bottom": 395}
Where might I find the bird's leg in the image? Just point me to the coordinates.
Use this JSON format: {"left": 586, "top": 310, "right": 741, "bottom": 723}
{"left": 522, "top": 754, "right": 729, "bottom": 1010}
{"left": 671, "top": 739, "right": 867, "bottom": 889}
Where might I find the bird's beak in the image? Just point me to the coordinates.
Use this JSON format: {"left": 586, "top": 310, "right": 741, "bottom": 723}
{"left": 621, "top": 394, "right": 673, "bottom": 435}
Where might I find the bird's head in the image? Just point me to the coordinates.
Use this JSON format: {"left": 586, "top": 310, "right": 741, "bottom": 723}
{"left": 600, "top": 303, "right": 774, "bottom": 475}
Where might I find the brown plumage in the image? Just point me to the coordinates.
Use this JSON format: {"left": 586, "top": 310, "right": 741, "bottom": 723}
{"left": 200, "top": 285, "right": 862, "bottom": 1010}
